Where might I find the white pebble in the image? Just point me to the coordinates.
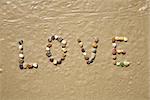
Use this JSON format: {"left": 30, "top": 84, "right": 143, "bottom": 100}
{"left": 32, "top": 63, "right": 38, "bottom": 68}
{"left": 117, "top": 49, "right": 124, "bottom": 53}
{"left": 79, "top": 42, "right": 83, "bottom": 47}
{"left": 19, "top": 54, "right": 24, "bottom": 58}
{"left": 19, "top": 45, "right": 23, "bottom": 50}
{"left": 112, "top": 43, "right": 117, "bottom": 48}
{"left": 61, "top": 40, "right": 67, "bottom": 45}
{"left": 116, "top": 62, "right": 121, "bottom": 66}
{"left": 62, "top": 48, "right": 67, "bottom": 53}
{"left": 91, "top": 53, "right": 96, "bottom": 58}
{"left": 123, "top": 61, "right": 130, "bottom": 66}
{"left": 46, "top": 47, "right": 50, "bottom": 51}
{"left": 115, "top": 36, "right": 119, "bottom": 40}
{"left": 48, "top": 36, "right": 52, "bottom": 42}
{"left": 53, "top": 59, "right": 57, "bottom": 65}
{"left": 82, "top": 52, "right": 86, "bottom": 56}
{"left": 124, "top": 37, "right": 128, "bottom": 42}
{"left": 54, "top": 35, "right": 59, "bottom": 39}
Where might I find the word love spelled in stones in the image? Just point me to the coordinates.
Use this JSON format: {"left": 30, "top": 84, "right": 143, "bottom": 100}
{"left": 18, "top": 35, "right": 130, "bottom": 70}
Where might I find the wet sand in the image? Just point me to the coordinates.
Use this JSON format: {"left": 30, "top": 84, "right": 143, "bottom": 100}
{"left": 0, "top": 0, "right": 149, "bottom": 100}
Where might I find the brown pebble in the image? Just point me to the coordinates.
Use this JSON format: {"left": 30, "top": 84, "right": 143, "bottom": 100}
{"left": 18, "top": 40, "right": 23, "bottom": 45}
{"left": 112, "top": 48, "right": 117, "bottom": 55}
{"left": 47, "top": 43, "right": 52, "bottom": 48}
{"left": 61, "top": 54, "right": 66, "bottom": 60}
{"left": 122, "top": 51, "right": 126, "bottom": 55}
{"left": 57, "top": 37, "right": 63, "bottom": 42}
{"left": 112, "top": 37, "right": 116, "bottom": 43}
{"left": 84, "top": 55, "right": 89, "bottom": 60}
{"left": 81, "top": 48, "right": 85, "bottom": 52}
{"left": 94, "top": 37, "right": 99, "bottom": 43}
{"left": 92, "top": 42, "right": 98, "bottom": 48}
{"left": 27, "top": 64, "right": 33, "bottom": 69}
{"left": 51, "top": 35, "right": 55, "bottom": 40}
{"left": 77, "top": 39, "right": 81, "bottom": 43}
{"left": 112, "top": 55, "right": 117, "bottom": 60}
{"left": 49, "top": 57, "right": 54, "bottom": 62}
{"left": 62, "top": 45, "right": 66, "bottom": 48}
{"left": 113, "top": 60, "right": 117, "bottom": 65}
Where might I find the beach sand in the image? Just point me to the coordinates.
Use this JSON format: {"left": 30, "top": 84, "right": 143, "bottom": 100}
{"left": 0, "top": 0, "right": 149, "bottom": 100}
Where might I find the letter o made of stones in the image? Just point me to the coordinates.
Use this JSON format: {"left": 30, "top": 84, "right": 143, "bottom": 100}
{"left": 46, "top": 35, "right": 67, "bottom": 65}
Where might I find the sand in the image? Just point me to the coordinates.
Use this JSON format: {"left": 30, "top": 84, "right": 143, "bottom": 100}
{"left": 0, "top": 0, "right": 149, "bottom": 100}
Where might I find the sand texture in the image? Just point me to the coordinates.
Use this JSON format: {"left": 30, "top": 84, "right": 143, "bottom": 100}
{"left": 0, "top": 0, "right": 149, "bottom": 100}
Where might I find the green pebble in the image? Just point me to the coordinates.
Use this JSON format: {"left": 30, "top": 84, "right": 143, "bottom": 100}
{"left": 120, "top": 62, "right": 124, "bottom": 67}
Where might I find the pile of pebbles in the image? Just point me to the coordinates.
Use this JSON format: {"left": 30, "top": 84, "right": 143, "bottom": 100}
{"left": 112, "top": 36, "right": 130, "bottom": 67}
{"left": 18, "top": 40, "right": 38, "bottom": 69}
{"left": 77, "top": 38, "right": 99, "bottom": 64}
{"left": 46, "top": 35, "right": 67, "bottom": 65}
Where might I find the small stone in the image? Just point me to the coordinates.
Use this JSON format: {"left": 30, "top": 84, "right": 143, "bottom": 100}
{"left": 120, "top": 62, "right": 125, "bottom": 67}
{"left": 51, "top": 35, "right": 55, "bottom": 40}
{"left": 61, "top": 40, "right": 67, "bottom": 45}
{"left": 19, "top": 59, "right": 24, "bottom": 64}
{"left": 86, "top": 60, "right": 91, "bottom": 64}
{"left": 62, "top": 48, "right": 67, "bottom": 53}
{"left": 19, "top": 50, "right": 23, "bottom": 54}
{"left": 27, "top": 64, "right": 33, "bottom": 69}
{"left": 62, "top": 44, "right": 66, "bottom": 48}
{"left": 82, "top": 52, "right": 86, "bottom": 56}
{"left": 19, "top": 45, "right": 23, "bottom": 50}
{"left": 61, "top": 54, "right": 66, "bottom": 60}
{"left": 117, "top": 50, "right": 125, "bottom": 54}
{"left": 81, "top": 48, "right": 85, "bottom": 52}
{"left": 112, "top": 48, "right": 117, "bottom": 55}
{"left": 119, "top": 37, "right": 124, "bottom": 41}
{"left": 54, "top": 35, "right": 59, "bottom": 40}
{"left": 112, "top": 37, "right": 116, "bottom": 43}
{"left": 92, "top": 48, "right": 97, "bottom": 53}
{"left": 123, "top": 61, "right": 130, "bottom": 66}
{"left": 124, "top": 37, "right": 128, "bottom": 42}
{"left": 48, "top": 37, "right": 52, "bottom": 42}
{"left": 18, "top": 40, "right": 23, "bottom": 45}
{"left": 23, "top": 64, "right": 27, "bottom": 69}
{"left": 57, "top": 58, "right": 62, "bottom": 64}
{"left": 46, "top": 51, "right": 52, "bottom": 57}
{"left": 79, "top": 42, "right": 83, "bottom": 47}
{"left": 53, "top": 59, "right": 57, "bottom": 65}
{"left": 19, "top": 64, "right": 24, "bottom": 69}
{"left": 122, "top": 51, "right": 126, "bottom": 55}
{"left": 47, "top": 44, "right": 52, "bottom": 48}
{"left": 88, "top": 58, "right": 94, "bottom": 63}
{"left": 46, "top": 47, "right": 50, "bottom": 51}
{"left": 57, "top": 37, "right": 63, "bottom": 42}
{"left": 116, "top": 62, "right": 121, "bottom": 66}
{"left": 84, "top": 55, "right": 89, "bottom": 60}
{"left": 112, "top": 43, "right": 117, "bottom": 48}
{"left": 113, "top": 60, "right": 117, "bottom": 65}
{"left": 46, "top": 53, "right": 52, "bottom": 57}
{"left": 112, "top": 55, "right": 117, "bottom": 60}
{"left": 19, "top": 54, "right": 24, "bottom": 59}
{"left": 92, "top": 42, "right": 98, "bottom": 48}
{"left": 94, "top": 37, "right": 99, "bottom": 43}
{"left": 115, "top": 36, "right": 120, "bottom": 40}
{"left": 32, "top": 63, "right": 38, "bottom": 68}
{"left": 77, "top": 39, "right": 81, "bottom": 43}
{"left": 91, "top": 53, "right": 96, "bottom": 60}
{"left": 49, "top": 57, "right": 54, "bottom": 62}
